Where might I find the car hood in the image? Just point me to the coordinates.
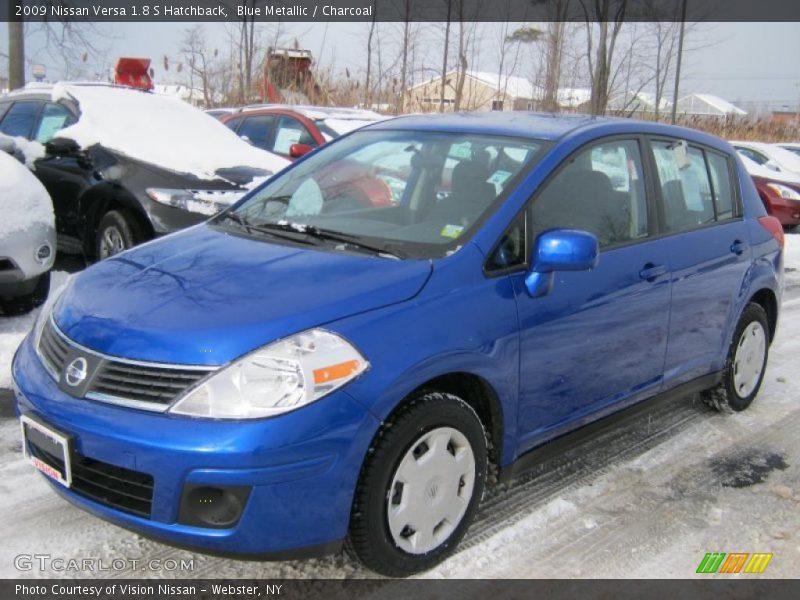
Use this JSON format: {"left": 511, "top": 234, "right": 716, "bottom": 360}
{"left": 54, "top": 225, "right": 432, "bottom": 365}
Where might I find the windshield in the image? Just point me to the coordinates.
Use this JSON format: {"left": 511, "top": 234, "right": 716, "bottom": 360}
{"left": 216, "top": 129, "right": 547, "bottom": 259}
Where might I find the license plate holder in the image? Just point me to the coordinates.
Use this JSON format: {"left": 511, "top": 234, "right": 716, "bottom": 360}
{"left": 20, "top": 415, "right": 72, "bottom": 488}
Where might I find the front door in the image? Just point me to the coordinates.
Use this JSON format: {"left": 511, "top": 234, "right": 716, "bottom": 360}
{"left": 509, "top": 137, "right": 672, "bottom": 454}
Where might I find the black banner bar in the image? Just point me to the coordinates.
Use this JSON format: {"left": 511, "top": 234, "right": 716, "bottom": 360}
{"left": 3, "top": 579, "right": 800, "bottom": 600}
{"left": 2, "top": 0, "right": 800, "bottom": 23}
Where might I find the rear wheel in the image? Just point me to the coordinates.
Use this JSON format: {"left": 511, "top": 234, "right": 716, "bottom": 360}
{"left": 348, "top": 392, "right": 487, "bottom": 576}
{"left": 0, "top": 271, "right": 50, "bottom": 316}
{"left": 95, "top": 209, "right": 142, "bottom": 260}
{"left": 702, "top": 302, "right": 769, "bottom": 412}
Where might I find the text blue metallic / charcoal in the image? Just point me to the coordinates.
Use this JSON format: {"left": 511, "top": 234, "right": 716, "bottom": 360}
{"left": 11, "top": 112, "right": 783, "bottom": 566}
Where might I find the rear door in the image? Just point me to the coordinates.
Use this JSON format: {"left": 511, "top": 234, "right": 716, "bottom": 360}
{"left": 508, "top": 137, "right": 672, "bottom": 452}
{"left": 649, "top": 138, "right": 749, "bottom": 386}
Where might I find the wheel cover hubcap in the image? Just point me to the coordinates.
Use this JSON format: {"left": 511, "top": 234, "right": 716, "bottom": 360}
{"left": 386, "top": 426, "right": 476, "bottom": 555}
{"left": 733, "top": 321, "right": 766, "bottom": 398}
{"left": 100, "top": 226, "right": 126, "bottom": 258}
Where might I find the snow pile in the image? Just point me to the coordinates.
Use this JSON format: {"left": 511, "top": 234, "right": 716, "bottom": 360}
{"left": 0, "top": 152, "right": 54, "bottom": 237}
{"left": 321, "top": 118, "right": 381, "bottom": 137}
{"left": 51, "top": 84, "right": 290, "bottom": 182}
{"left": 0, "top": 134, "right": 46, "bottom": 169}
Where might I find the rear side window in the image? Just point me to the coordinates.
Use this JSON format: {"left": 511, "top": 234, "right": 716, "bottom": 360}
{"left": 0, "top": 101, "right": 41, "bottom": 139}
{"left": 34, "top": 103, "right": 76, "bottom": 143}
{"left": 706, "top": 152, "right": 735, "bottom": 220}
{"left": 238, "top": 115, "right": 276, "bottom": 150}
{"left": 531, "top": 139, "right": 649, "bottom": 248}
{"left": 652, "top": 141, "right": 715, "bottom": 232}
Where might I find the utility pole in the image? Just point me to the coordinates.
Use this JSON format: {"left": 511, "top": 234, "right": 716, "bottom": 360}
{"left": 670, "top": 0, "right": 688, "bottom": 125}
{"left": 8, "top": 8, "right": 25, "bottom": 90}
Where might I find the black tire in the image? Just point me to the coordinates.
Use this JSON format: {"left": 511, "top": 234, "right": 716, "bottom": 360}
{"left": 347, "top": 391, "right": 488, "bottom": 576}
{"left": 702, "top": 302, "right": 770, "bottom": 413}
{"left": 95, "top": 209, "right": 142, "bottom": 260}
{"left": 0, "top": 271, "right": 50, "bottom": 316}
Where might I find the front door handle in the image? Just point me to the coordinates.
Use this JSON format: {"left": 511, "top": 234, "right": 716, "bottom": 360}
{"left": 639, "top": 263, "right": 667, "bottom": 281}
{"left": 730, "top": 240, "right": 748, "bottom": 255}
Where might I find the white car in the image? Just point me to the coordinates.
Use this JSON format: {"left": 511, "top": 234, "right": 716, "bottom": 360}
{"left": 0, "top": 139, "right": 55, "bottom": 315}
{"left": 730, "top": 140, "right": 800, "bottom": 177}
{"left": 777, "top": 142, "right": 800, "bottom": 158}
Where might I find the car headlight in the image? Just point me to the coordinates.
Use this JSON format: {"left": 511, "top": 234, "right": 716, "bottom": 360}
{"left": 33, "top": 277, "right": 70, "bottom": 354}
{"left": 146, "top": 188, "right": 245, "bottom": 216}
{"left": 169, "top": 329, "right": 369, "bottom": 419}
{"left": 765, "top": 183, "right": 800, "bottom": 201}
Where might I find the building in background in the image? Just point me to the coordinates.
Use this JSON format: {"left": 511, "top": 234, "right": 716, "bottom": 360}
{"left": 405, "top": 70, "right": 540, "bottom": 112}
{"left": 675, "top": 93, "right": 747, "bottom": 117}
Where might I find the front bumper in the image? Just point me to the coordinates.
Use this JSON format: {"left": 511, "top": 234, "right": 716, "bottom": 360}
{"left": 11, "top": 335, "right": 379, "bottom": 557}
{"left": 0, "top": 222, "right": 55, "bottom": 294}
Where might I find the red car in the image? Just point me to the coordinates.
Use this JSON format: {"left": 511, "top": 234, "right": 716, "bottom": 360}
{"left": 752, "top": 176, "right": 800, "bottom": 229}
{"left": 220, "top": 105, "right": 385, "bottom": 160}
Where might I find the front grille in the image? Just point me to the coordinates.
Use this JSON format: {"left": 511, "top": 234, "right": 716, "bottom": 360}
{"left": 37, "top": 318, "right": 216, "bottom": 411}
{"left": 90, "top": 362, "right": 211, "bottom": 406}
{"left": 27, "top": 441, "right": 154, "bottom": 518}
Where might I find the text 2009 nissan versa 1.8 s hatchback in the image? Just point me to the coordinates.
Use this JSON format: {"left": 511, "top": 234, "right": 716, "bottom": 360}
{"left": 13, "top": 113, "right": 784, "bottom": 576}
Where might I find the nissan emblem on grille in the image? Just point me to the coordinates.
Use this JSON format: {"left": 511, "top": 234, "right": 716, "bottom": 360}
{"left": 64, "top": 357, "right": 88, "bottom": 387}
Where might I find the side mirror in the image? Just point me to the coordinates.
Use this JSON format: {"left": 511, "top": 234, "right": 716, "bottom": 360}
{"left": 524, "top": 229, "right": 599, "bottom": 298}
{"left": 239, "top": 134, "right": 251, "bottom": 144}
{"left": 289, "top": 143, "right": 313, "bottom": 158}
{"left": 45, "top": 137, "right": 80, "bottom": 156}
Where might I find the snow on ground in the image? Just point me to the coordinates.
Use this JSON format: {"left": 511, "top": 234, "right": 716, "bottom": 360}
{"left": 0, "top": 235, "right": 798, "bottom": 579}
{"left": 50, "top": 83, "right": 290, "bottom": 181}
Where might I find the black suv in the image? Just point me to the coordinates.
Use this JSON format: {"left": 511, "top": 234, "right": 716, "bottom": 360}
{"left": 0, "top": 83, "right": 287, "bottom": 259}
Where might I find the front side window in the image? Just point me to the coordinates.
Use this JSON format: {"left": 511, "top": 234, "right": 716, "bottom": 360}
{"left": 652, "top": 141, "right": 715, "bottom": 232}
{"left": 272, "top": 116, "right": 316, "bottom": 155}
{"left": 531, "top": 139, "right": 649, "bottom": 248}
{"left": 34, "top": 103, "right": 76, "bottom": 143}
{"left": 218, "top": 130, "right": 547, "bottom": 259}
{"left": 0, "top": 101, "right": 41, "bottom": 139}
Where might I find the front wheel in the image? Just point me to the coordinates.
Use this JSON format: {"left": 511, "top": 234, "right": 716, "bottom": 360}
{"left": 348, "top": 392, "right": 488, "bottom": 576}
{"left": 703, "top": 302, "right": 770, "bottom": 412}
{"left": 95, "top": 210, "right": 142, "bottom": 260}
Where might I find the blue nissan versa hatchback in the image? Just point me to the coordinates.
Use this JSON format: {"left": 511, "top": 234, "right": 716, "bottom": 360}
{"left": 12, "top": 113, "right": 784, "bottom": 576}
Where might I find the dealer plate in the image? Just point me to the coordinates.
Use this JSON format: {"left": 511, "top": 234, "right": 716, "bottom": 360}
{"left": 20, "top": 415, "right": 72, "bottom": 488}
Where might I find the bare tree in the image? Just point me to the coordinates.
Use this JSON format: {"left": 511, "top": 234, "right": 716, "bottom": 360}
{"left": 439, "top": 0, "right": 453, "bottom": 112}
{"left": 578, "top": 0, "right": 629, "bottom": 115}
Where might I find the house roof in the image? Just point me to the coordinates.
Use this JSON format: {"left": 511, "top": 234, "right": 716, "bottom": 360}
{"left": 408, "top": 70, "right": 540, "bottom": 100}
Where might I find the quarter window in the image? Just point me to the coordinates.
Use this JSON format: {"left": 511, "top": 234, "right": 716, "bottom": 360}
{"left": 487, "top": 211, "right": 526, "bottom": 271}
{"left": 706, "top": 152, "right": 735, "bottom": 220}
{"left": 531, "top": 139, "right": 649, "bottom": 248}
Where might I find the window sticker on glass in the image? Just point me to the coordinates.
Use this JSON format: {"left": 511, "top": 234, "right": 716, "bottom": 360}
{"left": 440, "top": 224, "right": 464, "bottom": 239}
{"left": 274, "top": 127, "right": 303, "bottom": 155}
{"left": 488, "top": 170, "right": 512, "bottom": 188}
{"left": 449, "top": 142, "right": 472, "bottom": 160}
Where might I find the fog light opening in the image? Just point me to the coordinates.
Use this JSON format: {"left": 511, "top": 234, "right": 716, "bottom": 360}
{"left": 178, "top": 484, "right": 250, "bottom": 529}
{"left": 35, "top": 244, "right": 52, "bottom": 264}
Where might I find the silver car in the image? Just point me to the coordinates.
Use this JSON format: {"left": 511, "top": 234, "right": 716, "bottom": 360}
{"left": 0, "top": 137, "right": 55, "bottom": 315}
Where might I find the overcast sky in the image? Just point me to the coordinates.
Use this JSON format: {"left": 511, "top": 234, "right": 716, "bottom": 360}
{"left": 3, "top": 21, "right": 799, "bottom": 111}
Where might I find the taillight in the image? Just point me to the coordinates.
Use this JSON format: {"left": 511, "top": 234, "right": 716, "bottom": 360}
{"left": 758, "top": 215, "right": 784, "bottom": 248}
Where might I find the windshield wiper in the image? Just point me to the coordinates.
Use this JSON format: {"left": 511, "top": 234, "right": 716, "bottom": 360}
{"left": 217, "top": 213, "right": 317, "bottom": 246}
{"left": 301, "top": 227, "right": 406, "bottom": 259}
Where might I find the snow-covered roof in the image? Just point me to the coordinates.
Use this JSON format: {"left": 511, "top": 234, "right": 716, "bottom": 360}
{"left": 676, "top": 94, "right": 747, "bottom": 116}
{"left": 408, "top": 70, "right": 540, "bottom": 100}
{"left": 557, "top": 87, "right": 592, "bottom": 109}
{"left": 50, "top": 83, "right": 289, "bottom": 182}
{"left": 608, "top": 91, "right": 671, "bottom": 112}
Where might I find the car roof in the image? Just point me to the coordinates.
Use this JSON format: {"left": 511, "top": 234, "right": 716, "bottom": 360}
{"left": 364, "top": 111, "right": 733, "bottom": 150}
{"left": 240, "top": 104, "right": 384, "bottom": 121}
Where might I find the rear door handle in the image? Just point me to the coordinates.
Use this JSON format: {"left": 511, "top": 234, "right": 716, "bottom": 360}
{"left": 730, "top": 240, "right": 748, "bottom": 255}
{"left": 639, "top": 263, "right": 667, "bottom": 281}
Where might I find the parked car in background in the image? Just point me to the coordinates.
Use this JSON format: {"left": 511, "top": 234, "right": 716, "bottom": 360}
{"left": 777, "top": 142, "right": 800, "bottom": 158}
{"left": 14, "top": 113, "right": 783, "bottom": 575}
{"left": 0, "top": 139, "right": 55, "bottom": 315}
{"left": 0, "top": 83, "right": 289, "bottom": 259}
{"left": 205, "top": 107, "right": 237, "bottom": 120}
{"left": 730, "top": 140, "right": 800, "bottom": 178}
{"left": 221, "top": 105, "right": 385, "bottom": 160}
{"left": 737, "top": 153, "right": 800, "bottom": 228}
